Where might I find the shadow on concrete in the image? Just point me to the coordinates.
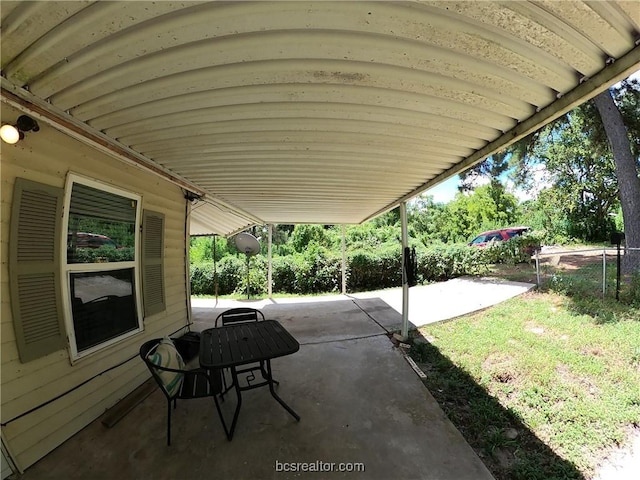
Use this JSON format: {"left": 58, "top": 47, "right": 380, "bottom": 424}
{"left": 409, "top": 330, "right": 585, "bottom": 480}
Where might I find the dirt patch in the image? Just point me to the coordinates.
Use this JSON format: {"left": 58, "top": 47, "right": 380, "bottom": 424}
{"left": 482, "top": 353, "right": 519, "bottom": 384}
{"left": 491, "top": 249, "right": 614, "bottom": 284}
{"left": 556, "top": 363, "right": 601, "bottom": 398}
{"left": 525, "top": 321, "right": 546, "bottom": 335}
{"left": 540, "top": 251, "right": 613, "bottom": 271}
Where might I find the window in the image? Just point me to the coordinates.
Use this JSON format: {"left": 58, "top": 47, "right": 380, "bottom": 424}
{"left": 62, "top": 175, "right": 143, "bottom": 359}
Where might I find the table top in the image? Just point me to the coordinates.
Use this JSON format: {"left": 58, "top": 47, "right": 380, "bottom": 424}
{"left": 200, "top": 320, "right": 299, "bottom": 369}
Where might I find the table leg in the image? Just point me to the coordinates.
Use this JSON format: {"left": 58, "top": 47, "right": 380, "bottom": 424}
{"left": 266, "top": 360, "right": 300, "bottom": 421}
{"left": 226, "top": 366, "right": 243, "bottom": 441}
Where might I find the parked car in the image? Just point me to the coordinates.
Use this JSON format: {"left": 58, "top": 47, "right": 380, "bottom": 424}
{"left": 468, "top": 226, "right": 531, "bottom": 247}
{"left": 68, "top": 232, "right": 119, "bottom": 249}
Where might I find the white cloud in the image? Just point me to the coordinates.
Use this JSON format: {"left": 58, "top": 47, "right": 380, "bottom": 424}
{"left": 463, "top": 175, "right": 491, "bottom": 190}
{"left": 506, "top": 164, "right": 551, "bottom": 201}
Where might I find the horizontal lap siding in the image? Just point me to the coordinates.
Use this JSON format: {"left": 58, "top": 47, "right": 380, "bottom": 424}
{"left": 0, "top": 104, "right": 189, "bottom": 471}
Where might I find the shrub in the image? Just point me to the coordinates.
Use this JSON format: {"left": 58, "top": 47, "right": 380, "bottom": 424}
{"left": 189, "top": 263, "right": 213, "bottom": 296}
{"left": 272, "top": 255, "right": 298, "bottom": 293}
{"left": 190, "top": 255, "right": 267, "bottom": 296}
{"left": 234, "top": 256, "right": 267, "bottom": 297}
{"left": 216, "top": 255, "right": 246, "bottom": 295}
{"left": 306, "top": 250, "right": 342, "bottom": 293}
{"left": 275, "top": 249, "right": 342, "bottom": 294}
{"left": 347, "top": 245, "right": 402, "bottom": 292}
{"left": 72, "top": 246, "right": 134, "bottom": 263}
{"left": 481, "top": 233, "right": 542, "bottom": 265}
{"left": 191, "top": 235, "right": 547, "bottom": 296}
{"left": 418, "top": 244, "right": 488, "bottom": 281}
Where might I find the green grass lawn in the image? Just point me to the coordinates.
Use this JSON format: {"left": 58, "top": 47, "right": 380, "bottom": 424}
{"left": 411, "top": 287, "right": 639, "bottom": 480}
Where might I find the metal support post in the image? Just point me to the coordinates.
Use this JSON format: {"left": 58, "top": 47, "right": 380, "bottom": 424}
{"left": 400, "top": 202, "right": 409, "bottom": 340}
{"left": 268, "top": 224, "right": 273, "bottom": 298}
{"left": 214, "top": 234, "right": 218, "bottom": 300}
{"left": 341, "top": 225, "right": 347, "bottom": 295}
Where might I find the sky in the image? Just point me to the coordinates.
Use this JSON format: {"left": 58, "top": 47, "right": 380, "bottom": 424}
{"left": 422, "top": 68, "right": 640, "bottom": 205}
{"left": 424, "top": 176, "right": 460, "bottom": 204}
{"left": 423, "top": 167, "right": 548, "bottom": 204}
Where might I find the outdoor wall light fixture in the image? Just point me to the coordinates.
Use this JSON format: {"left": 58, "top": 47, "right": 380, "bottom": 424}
{"left": 1, "top": 115, "right": 40, "bottom": 144}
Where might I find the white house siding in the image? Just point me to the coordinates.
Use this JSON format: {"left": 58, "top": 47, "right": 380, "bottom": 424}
{"left": 0, "top": 103, "right": 191, "bottom": 471}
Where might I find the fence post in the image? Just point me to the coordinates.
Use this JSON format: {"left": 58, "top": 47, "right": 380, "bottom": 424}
{"left": 616, "top": 241, "right": 621, "bottom": 301}
{"left": 535, "top": 250, "right": 540, "bottom": 288}
{"left": 602, "top": 248, "right": 606, "bottom": 298}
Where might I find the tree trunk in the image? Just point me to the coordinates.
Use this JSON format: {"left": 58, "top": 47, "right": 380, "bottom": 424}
{"left": 593, "top": 89, "right": 640, "bottom": 274}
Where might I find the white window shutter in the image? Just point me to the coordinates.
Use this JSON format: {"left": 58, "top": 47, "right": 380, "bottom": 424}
{"left": 142, "top": 210, "right": 165, "bottom": 316}
{"left": 9, "top": 178, "right": 66, "bottom": 362}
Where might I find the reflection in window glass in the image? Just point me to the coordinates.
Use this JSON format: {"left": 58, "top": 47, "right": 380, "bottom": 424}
{"left": 70, "top": 269, "right": 138, "bottom": 352}
{"left": 67, "top": 183, "right": 136, "bottom": 264}
{"left": 63, "top": 176, "right": 142, "bottom": 358}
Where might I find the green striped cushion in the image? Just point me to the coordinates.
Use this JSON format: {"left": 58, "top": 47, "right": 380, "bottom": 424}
{"left": 148, "top": 337, "right": 185, "bottom": 397}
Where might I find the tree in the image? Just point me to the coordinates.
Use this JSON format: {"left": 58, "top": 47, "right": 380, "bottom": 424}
{"left": 290, "top": 224, "right": 338, "bottom": 252}
{"left": 527, "top": 101, "right": 619, "bottom": 242}
{"left": 462, "top": 78, "right": 639, "bottom": 270}
{"left": 408, "top": 194, "right": 449, "bottom": 244}
{"left": 518, "top": 191, "right": 572, "bottom": 244}
{"left": 415, "top": 184, "right": 520, "bottom": 243}
{"left": 593, "top": 86, "right": 640, "bottom": 273}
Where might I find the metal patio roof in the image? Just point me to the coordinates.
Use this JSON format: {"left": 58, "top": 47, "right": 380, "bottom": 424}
{"left": 2, "top": 1, "right": 639, "bottom": 236}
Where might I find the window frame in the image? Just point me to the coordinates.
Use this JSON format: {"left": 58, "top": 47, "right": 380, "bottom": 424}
{"left": 61, "top": 173, "right": 144, "bottom": 361}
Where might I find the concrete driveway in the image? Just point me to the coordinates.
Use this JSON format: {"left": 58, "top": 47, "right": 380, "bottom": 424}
{"left": 195, "top": 275, "right": 535, "bottom": 329}
{"left": 350, "top": 276, "right": 535, "bottom": 327}
{"left": 19, "top": 277, "right": 533, "bottom": 479}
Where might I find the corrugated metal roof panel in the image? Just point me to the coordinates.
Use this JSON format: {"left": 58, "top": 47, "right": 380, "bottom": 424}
{"left": 2, "top": 1, "right": 639, "bottom": 236}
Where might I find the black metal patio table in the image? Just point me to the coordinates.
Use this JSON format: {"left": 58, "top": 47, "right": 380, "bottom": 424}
{"left": 199, "top": 320, "right": 300, "bottom": 440}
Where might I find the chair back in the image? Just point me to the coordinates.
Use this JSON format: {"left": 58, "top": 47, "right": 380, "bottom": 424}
{"left": 140, "top": 338, "right": 186, "bottom": 399}
{"left": 215, "top": 307, "right": 265, "bottom": 327}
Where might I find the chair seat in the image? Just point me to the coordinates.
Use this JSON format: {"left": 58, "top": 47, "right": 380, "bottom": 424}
{"left": 179, "top": 368, "right": 221, "bottom": 399}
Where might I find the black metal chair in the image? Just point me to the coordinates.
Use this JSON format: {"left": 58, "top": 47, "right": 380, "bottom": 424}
{"left": 214, "top": 308, "right": 278, "bottom": 394}
{"left": 215, "top": 307, "right": 265, "bottom": 326}
{"left": 140, "top": 338, "right": 229, "bottom": 445}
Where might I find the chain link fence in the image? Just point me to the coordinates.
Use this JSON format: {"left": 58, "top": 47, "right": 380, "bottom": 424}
{"left": 533, "top": 246, "right": 640, "bottom": 300}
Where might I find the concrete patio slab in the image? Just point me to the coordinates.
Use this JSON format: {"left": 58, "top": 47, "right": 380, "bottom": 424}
{"left": 17, "top": 335, "right": 493, "bottom": 480}
{"left": 17, "top": 292, "right": 500, "bottom": 480}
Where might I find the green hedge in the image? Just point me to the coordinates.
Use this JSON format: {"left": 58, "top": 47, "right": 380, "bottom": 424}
{"left": 348, "top": 246, "right": 402, "bottom": 291}
{"left": 71, "top": 246, "right": 135, "bottom": 263}
{"left": 190, "top": 241, "right": 530, "bottom": 296}
{"left": 190, "top": 256, "right": 246, "bottom": 296}
{"left": 272, "top": 252, "right": 342, "bottom": 294}
{"left": 418, "top": 244, "right": 489, "bottom": 281}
